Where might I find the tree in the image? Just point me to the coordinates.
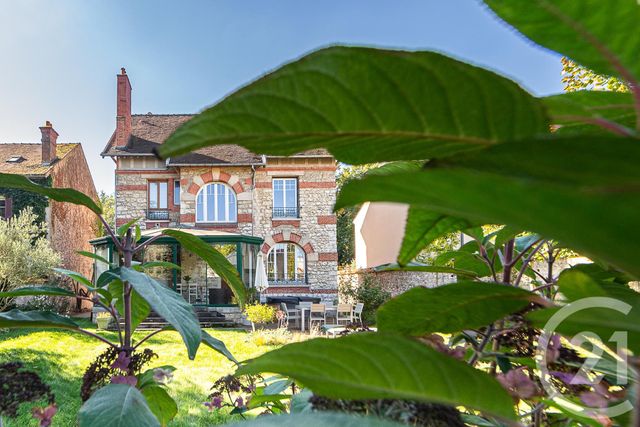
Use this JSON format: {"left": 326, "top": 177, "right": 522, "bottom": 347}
{"left": 0, "top": 207, "right": 61, "bottom": 310}
{"left": 97, "top": 191, "right": 115, "bottom": 237}
{"left": 561, "top": 57, "right": 629, "bottom": 92}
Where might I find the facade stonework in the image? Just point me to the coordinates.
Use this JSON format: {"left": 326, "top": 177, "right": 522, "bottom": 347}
{"left": 114, "top": 157, "right": 338, "bottom": 298}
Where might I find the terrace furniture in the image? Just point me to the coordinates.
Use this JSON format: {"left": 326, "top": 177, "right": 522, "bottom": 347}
{"left": 280, "top": 302, "right": 301, "bottom": 329}
{"left": 336, "top": 303, "right": 353, "bottom": 325}
{"left": 353, "top": 302, "right": 364, "bottom": 326}
{"left": 309, "top": 304, "right": 326, "bottom": 329}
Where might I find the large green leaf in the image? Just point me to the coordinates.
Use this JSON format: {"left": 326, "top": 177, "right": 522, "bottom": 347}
{"left": 485, "top": 0, "right": 640, "bottom": 84}
{"left": 542, "top": 91, "right": 635, "bottom": 128}
{"left": 108, "top": 279, "right": 151, "bottom": 332}
{"left": 377, "top": 282, "right": 538, "bottom": 336}
{"left": 336, "top": 137, "right": 640, "bottom": 278}
{"left": 77, "top": 250, "right": 112, "bottom": 266}
{"left": 434, "top": 250, "right": 493, "bottom": 278}
{"left": 201, "top": 330, "right": 239, "bottom": 365}
{"left": 236, "top": 333, "right": 517, "bottom": 421}
{"left": 398, "top": 206, "right": 472, "bottom": 266}
{"left": 78, "top": 384, "right": 159, "bottom": 427}
{"left": 374, "top": 263, "right": 478, "bottom": 279}
{"left": 0, "top": 286, "right": 75, "bottom": 298}
{"left": 162, "top": 229, "right": 246, "bottom": 308}
{"left": 141, "top": 385, "right": 177, "bottom": 427}
{"left": 226, "top": 413, "right": 405, "bottom": 427}
{"left": 528, "top": 270, "right": 640, "bottom": 354}
{"left": 0, "top": 309, "right": 79, "bottom": 329}
{"left": 120, "top": 267, "right": 201, "bottom": 359}
{"left": 0, "top": 172, "right": 102, "bottom": 214}
{"left": 54, "top": 268, "right": 94, "bottom": 289}
{"left": 156, "top": 46, "right": 548, "bottom": 164}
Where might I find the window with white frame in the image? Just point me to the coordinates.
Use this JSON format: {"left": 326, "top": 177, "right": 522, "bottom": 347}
{"left": 196, "top": 183, "right": 237, "bottom": 223}
{"left": 272, "top": 178, "right": 298, "bottom": 218}
{"left": 267, "top": 242, "right": 306, "bottom": 284}
{"left": 0, "top": 196, "right": 5, "bottom": 219}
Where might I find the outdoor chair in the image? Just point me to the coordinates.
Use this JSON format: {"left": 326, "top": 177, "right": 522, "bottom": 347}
{"left": 309, "top": 303, "right": 326, "bottom": 328}
{"left": 298, "top": 301, "right": 312, "bottom": 329}
{"left": 336, "top": 303, "right": 353, "bottom": 325}
{"left": 280, "top": 302, "right": 301, "bottom": 329}
{"left": 353, "top": 302, "right": 364, "bottom": 326}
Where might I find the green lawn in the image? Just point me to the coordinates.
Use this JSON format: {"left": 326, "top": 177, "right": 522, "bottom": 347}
{"left": 0, "top": 322, "right": 278, "bottom": 426}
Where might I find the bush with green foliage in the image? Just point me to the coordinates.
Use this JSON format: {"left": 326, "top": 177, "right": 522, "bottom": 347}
{"left": 0, "top": 207, "right": 61, "bottom": 311}
{"left": 154, "top": 1, "right": 640, "bottom": 425}
{"left": 339, "top": 275, "right": 390, "bottom": 324}
{"left": 244, "top": 303, "right": 276, "bottom": 331}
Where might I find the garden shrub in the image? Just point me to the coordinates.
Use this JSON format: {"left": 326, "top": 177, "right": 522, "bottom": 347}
{"left": 339, "top": 274, "right": 390, "bottom": 324}
{"left": 244, "top": 303, "right": 276, "bottom": 331}
{"left": 0, "top": 208, "right": 61, "bottom": 311}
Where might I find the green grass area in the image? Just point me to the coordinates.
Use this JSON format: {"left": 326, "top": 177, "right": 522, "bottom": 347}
{"left": 0, "top": 322, "right": 277, "bottom": 426}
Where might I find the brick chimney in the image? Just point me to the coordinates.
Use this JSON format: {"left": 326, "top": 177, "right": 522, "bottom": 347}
{"left": 115, "top": 67, "right": 132, "bottom": 148}
{"left": 40, "top": 121, "right": 58, "bottom": 164}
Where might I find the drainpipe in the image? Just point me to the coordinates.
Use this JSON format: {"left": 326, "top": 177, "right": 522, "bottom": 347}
{"left": 250, "top": 155, "right": 267, "bottom": 236}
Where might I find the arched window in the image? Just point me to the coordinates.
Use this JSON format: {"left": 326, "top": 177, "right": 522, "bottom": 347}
{"left": 267, "top": 243, "right": 306, "bottom": 284}
{"left": 196, "top": 183, "right": 237, "bottom": 223}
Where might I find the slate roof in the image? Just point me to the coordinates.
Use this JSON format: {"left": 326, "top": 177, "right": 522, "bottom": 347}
{"left": 0, "top": 143, "right": 79, "bottom": 176}
{"left": 101, "top": 113, "right": 330, "bottom": 164}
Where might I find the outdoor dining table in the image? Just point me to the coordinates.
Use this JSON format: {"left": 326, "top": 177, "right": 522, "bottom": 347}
{"left": 295, "top": 304, "right": 338, "bottom": 332}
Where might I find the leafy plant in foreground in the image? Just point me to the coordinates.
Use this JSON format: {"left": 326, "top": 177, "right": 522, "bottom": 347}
{"left": 0, "top": 173, "right": 245, "bottom": 426}
{"left": 154, "top": 1, "right": 640, "bottom": 425}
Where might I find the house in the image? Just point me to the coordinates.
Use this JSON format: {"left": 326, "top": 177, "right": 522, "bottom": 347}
{"left": 0, "top": 122, "right": 99, "bottom": 281}
{"left": 92, "top": 69, "right": 338, "bottom": 320}
{"left": 353, "top": 202, "right": 409, "bottom": 270}
{"left": 341, "top": 201, "right": 455, "bottom": 297}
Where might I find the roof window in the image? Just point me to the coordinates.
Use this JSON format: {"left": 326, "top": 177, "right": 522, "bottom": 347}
{"left": 6, "top": 156, "right": 26, "bottom": 163}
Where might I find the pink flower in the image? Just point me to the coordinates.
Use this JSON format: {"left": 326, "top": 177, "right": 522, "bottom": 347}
{"left": 581, "top": 391, "right": 609, "bottom": 408}
{"left": 32, "top": 404, "right": 57, "bottom": 427}
{"left": 111, "top": 375, "right": 138, "bottom": 386}
{"left": 421, "top": 334, "right": 466, "bottom": 360}
{"left": 550, "top": 371, "right": 592, "bottom": 385}
{"left": 111, "top": 351, "right": 131, "bottom": 372}
{"left": 204, "top": 395, "right": 223, "bottom": 410}
{"left": 497, "top": 368, "right": 538, "bottom": 400}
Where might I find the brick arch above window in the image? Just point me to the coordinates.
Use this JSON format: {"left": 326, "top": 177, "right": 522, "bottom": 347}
{"left": 261, "top": 231, "right": 314, "bottom": 255}
{"left": 186, "top": 170, "right": 245, "bottom": 196}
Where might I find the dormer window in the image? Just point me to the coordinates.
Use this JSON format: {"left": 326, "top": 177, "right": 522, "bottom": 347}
{"left": 6, "top": 155, "right": 25, "bottom": 163}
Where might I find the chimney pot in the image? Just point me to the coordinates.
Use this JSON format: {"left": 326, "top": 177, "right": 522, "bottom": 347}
{"left": 39, "top": 121, "right": 59, "bottom": 165}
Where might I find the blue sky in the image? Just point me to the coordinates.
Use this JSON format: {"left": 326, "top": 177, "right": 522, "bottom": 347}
{"left": 0, "top": 1, "right": 564, "bottom": 194}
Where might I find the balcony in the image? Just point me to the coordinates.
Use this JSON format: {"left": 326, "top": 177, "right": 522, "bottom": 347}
{"left": 272, "top": 207, "right": 299, "bottom": 218}
{"left": 146, "top": 209, "right": 170, "bottom": 221}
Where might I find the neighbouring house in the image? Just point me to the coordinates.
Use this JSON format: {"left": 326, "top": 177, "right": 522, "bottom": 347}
{"left": 0, "top": 122, "right": 99, "bottom": 282}
{"left": 92, "top": 69, "right": 338, "bottom": 323}
{"left": 341, "top": 201, "right": 455, "bottom": 297}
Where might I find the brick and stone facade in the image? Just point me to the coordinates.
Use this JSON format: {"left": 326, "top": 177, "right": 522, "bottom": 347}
{"left": 0, "top": 122, "right": 99, "bottom": 282}
{"left": 104, "top": 69, "right": 338, "bottom": 302}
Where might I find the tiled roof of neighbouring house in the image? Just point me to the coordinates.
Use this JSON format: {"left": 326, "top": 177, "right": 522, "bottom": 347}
{"left": 0, "top": 143, "right": 79, "bottom": 176}
{"left": 101, "top": 113, "right": 330, "bottom": 163}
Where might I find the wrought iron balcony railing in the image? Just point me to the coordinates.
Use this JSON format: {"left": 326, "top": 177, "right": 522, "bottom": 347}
{"left": 272, "top": 206, "right": 299, "bottom": 218}
{"left": 146, "top": 209, "right": 170, "bottom": 221}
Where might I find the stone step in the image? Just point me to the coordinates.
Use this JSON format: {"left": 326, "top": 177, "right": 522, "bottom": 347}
{"left": 109, "top": 308, "right": 235, "bottom": 330}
